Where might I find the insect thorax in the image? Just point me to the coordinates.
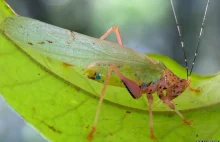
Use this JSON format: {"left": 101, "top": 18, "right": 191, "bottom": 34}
{"left": 147, "top": 69, "right": 190, "bottom": 101}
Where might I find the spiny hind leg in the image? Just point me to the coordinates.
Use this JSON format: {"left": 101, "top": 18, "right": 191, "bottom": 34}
{"left": 87, "top": 65, "right": 141, "bottom": 141}
{"left": 100, "top": 26, "right": 123, "bottom": 45}
{"left": 145, "top": 94, "right": 157, "bottom": 141}
{"left": 157, "top": 91, "right": 193, "bottom": 125}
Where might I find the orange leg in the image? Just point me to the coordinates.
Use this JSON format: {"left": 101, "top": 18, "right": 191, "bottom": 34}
{"left": 87, "top": 66, "right": 112, "bottom": 141}
{"left": 173, "top": 109, "right": 193, "bottom": 125}
{"left": 100, "top": 26, "right": 123, "bottom": 45}
{"left": 158, "top": 91, "right": 193, "bottom": 125}
{"left": 88, "top": 28, "right": 131, "bottom": 141}
{"left": 187, "top": 77, "right": 200, "bottom": 93}
{"left": 146, "top": 94, "right": 157, "bottom": 141}
{"left": 189, "top": 86, "right": 200, "bottom": 93}
{"left": 87, "top": 65, "right": 140, "bottom": 141}
{"left": 63, "top": 26, "right": 123, "bottom": 66}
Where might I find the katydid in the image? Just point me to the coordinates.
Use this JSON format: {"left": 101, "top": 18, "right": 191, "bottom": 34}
{"left": 0, "top": 0, "right": 210, "bottom": 141}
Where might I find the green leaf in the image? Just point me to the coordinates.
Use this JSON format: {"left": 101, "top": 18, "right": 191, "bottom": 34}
{"left": 0, "top": 1, "right": 220, "bottom": 142}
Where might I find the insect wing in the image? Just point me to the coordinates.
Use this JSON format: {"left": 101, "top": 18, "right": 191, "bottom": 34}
{"left": 1, "top": 16, "right": 165, "bottom": 85}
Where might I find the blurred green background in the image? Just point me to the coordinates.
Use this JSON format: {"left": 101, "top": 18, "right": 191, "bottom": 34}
{"left": 1, "top": 0, "right": 220, "bottom": 141}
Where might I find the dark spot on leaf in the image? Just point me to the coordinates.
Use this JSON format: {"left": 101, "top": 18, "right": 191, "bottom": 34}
{"left": 167, "top": 113, "right": 174, "bottom": 117}
{"left": 32, "top": 107, "right": 36, "bottom": 114}
{"left": 75, "top": 87, "right": 81, "bottom": 92}
{"left": 28, "top": 42, "right": 33, "bottom": 45}
{"left": 47, "top": 40, "right": 53, "bottom": 43}
{"left": 42, "top": 121, "right": 62, "bottom": 134}
{"left": 37, "top": 41, "right": 45, "bottom": 44}
{"left": 125, "top": 110, "right": 131, "bottom": 114}
{"left": 196, "top": 134, "right": 198, "bottom": 137}
{"left": 62, "top": 62, "right": 72, "bottom": 67}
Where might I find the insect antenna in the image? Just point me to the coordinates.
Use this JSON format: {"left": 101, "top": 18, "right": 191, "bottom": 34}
{"left": 189, "top": 0, "right": 210, "bottom": 76}
{"left": 170, "top": 0, "right": 189, "bottom": 78}
{"left": 170, "top": 0, "right": 210, "bottom": 77}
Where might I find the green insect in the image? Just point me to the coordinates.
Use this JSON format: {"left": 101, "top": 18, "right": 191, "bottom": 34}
{"left": 0, "top": 0, "right": 210, "bottom": 141}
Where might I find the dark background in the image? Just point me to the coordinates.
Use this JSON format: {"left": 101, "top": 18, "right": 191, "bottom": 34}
{"left": 0, "top": 0, "right": 219, "bottom": 141}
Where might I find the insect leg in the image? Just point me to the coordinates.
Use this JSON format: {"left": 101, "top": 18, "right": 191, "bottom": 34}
{"left": 87, "top": 65, "right": 112, "bottom": 141}
{"left": 187, "top": 78, "right": 200, "bottom": 93}
{"left": 62, "top": 26, "right": 123, "bottom": 66}
{"left": 87, "top": 65, "right": 141, "bottom": 140}
{"left": 188, "top": 86, "right": 200, "bottom": 93}
{"left": 173, "top": 109, "right": 193, "bottom": 125}
{"left": 158, "top": 91, "right": 193, "bottom": 125}
{"left": 145, "top": 93, "right": 157, "bottom": 141}
{"left": 100, "top": 26, "right": 123, "bottom": 45}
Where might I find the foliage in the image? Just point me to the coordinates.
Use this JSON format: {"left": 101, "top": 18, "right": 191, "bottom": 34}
{"left": 0, "top": 1, "right": 220, "bottom": 141}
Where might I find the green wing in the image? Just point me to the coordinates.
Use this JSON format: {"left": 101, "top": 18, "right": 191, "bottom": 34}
{"left": 1, "top": 16, "right": 166, "bottom": 86}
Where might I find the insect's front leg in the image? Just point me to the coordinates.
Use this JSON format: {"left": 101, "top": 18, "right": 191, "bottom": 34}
{"left": 157, "top": 90, "right": 193, "bottom": 125}
{"left": 187, "top": 77, "right": 200, "bottom": 93}
{"left": 189, "top": 86, "right": 200, "bottom": 93}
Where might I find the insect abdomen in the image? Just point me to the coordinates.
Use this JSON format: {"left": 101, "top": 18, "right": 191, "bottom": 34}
{"left": 85, "top": 62, "right": 162, "bottom": 89}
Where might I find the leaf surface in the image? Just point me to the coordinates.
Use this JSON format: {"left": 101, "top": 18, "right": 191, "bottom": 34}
{"left": 0, "top": 1, "right": 220, "bottom": 141}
